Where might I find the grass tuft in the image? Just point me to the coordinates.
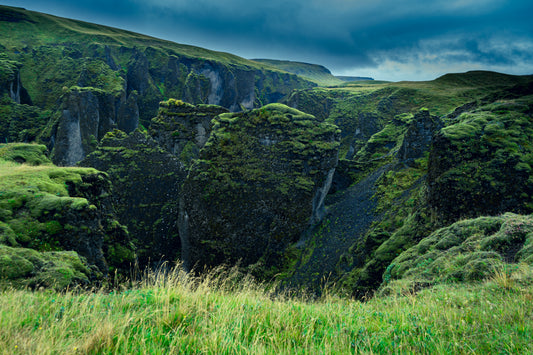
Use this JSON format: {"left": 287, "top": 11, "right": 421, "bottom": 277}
{"left": 0, "top": 262, "right": 532, "bottom": 354}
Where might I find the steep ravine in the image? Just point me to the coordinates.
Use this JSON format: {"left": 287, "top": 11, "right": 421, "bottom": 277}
{"left": 288, "top": 165, "right": 390, "bottom": 291}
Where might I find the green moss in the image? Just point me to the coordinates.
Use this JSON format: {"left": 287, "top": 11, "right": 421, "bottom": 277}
{"left": 0, "top": 143, "right": 52, "bottom": 165}
{"left": 0, "top": 221, "right": 17, "bottom": 246}
{"left": 384, "top": 213, "right": 533, "bottom": 288}
{"left": 179, "top": 140, "right": 197, "bottom": 167}
{"left": 0, "top": 245, "right": 93, "bottom": 289}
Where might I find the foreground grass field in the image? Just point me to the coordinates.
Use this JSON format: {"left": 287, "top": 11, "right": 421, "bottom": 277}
{"left": 1, "top": 265, "right": 532, "bottom": 354}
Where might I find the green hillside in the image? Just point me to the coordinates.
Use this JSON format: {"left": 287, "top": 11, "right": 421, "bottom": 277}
{"left": 0, "top": 6, "right": 286, "bottom": 70}
{"left": 252, "top": 58, "right": 346, "bottom": 86}
{"left": 0, "top": 5, "right": 314, "bottom": 127}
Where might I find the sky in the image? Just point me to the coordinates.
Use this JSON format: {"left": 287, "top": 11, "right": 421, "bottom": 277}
{"left": 2, "top": 0, "right": 533, "bottom": 81}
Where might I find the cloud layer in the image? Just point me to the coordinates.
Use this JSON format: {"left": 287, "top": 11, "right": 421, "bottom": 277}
{"left": 3, "top": 0, "right": 533, "bottom": 80}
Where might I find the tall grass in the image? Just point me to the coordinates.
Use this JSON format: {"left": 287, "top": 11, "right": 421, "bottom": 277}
{"left": 1, "top": 263, "right": 532, "bottom": 354}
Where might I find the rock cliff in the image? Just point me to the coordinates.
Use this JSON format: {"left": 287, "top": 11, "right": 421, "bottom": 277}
{"left": 80, "top": 129, "right": 186, "bottom": 267}
{"left": 149, "top": 99, "right": 229, "bottom": 166}
{"left": 180, "top": 104, "right": 340, "bottom": 271}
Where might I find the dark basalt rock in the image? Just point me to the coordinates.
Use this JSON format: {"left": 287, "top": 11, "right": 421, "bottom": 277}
{"left": 398, "top": 109, "right": 442, "bottom": 167}
{"left": 179, "top": 103, "right": 340, "bottom": 271}
{"left": 50, "top": 86, "right": 139, "bottom": 166}
{"left": 0, "top": 58, "right": 32, "bottom": 105}
{"left": 80, "top": 129, "right": 186, "bottom": 267}
{"left": 150, "top": 99, "right": 229, "bottom": 166}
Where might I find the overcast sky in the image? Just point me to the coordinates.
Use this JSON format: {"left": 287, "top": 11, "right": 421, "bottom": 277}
{"left": 3, "top": 0, "right": 533, "bottom": 81}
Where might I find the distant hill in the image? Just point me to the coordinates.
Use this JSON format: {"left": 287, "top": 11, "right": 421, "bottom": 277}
{"left": 252, "top": 59, "right": 346, "bottom": 86}
{"left": 336, "top": 76, "right": 374, "bottom": 82}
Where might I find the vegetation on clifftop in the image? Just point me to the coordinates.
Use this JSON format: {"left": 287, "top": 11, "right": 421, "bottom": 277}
{"left": 0, "top": 143, "right": 132, "bottom": 289}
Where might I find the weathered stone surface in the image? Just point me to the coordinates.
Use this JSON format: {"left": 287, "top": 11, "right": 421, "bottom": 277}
{"left": 80, "top": 129, "right": 186, "bottom": 267}
{"left": 0, "top": 57, "right": 32, "bottom": 105}
{"left": 49, "top": 86, "right": 139, "bottom": 166}
{"left": 150, "top": 99, "right": 229, "bottom": 166}
{"left": 398, "top": 109, "right": 441, "bottom": 166}
{"left": 180, "top": 103, "right": 340, "bottom": 271}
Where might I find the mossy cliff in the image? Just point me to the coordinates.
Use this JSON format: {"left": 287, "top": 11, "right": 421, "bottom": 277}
{"left": 80, "top": 129, "right": 186, "bottom": 267}
{"left": 149, "top": 98, "right": 229, "bottom": 167}
{"left": 0, "top": 5, "right": 314, "bottom": 166}
{"left": 0, "top": 143, "right": 132, "bottom": 288}
{"left": 0, "top": 56, "right": 50, "bottom": 144}
{"left": 428, "top": 83, "right": 533, "bottom": 224}
{"left": 47, "top": 86, "right": 139, "bottom": 166}
{"left": 180, "top": 104, "right": 340, "bottom": 271}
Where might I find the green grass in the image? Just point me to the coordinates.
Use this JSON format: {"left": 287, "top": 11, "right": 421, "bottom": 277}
{"left": 0, "top": 264, "right": 532, "bottom": 354}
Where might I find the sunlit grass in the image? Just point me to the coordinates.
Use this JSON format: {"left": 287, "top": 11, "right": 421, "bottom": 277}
{"left": 1, "top": 264, "right": 532, "bottom": 354}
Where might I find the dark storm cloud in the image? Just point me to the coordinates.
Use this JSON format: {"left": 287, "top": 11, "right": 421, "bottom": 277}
{"left": 3, "top": 0, "right": 533, "bottom": 80}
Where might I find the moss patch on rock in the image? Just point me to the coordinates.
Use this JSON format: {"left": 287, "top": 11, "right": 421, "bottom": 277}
{"left": 0, "top": 244, "right": 97, "bottom": 290}
{"left": 428, "top": 93, "right": 533, "bottom": 223}
{"left": 382, "top": 213, "right": 533, "bottom": 290}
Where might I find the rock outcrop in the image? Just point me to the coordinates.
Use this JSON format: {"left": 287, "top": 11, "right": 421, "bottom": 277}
{"left": 427, "top": 94, "right": 533, "bottom": 223}
{"left": 398, "top": 109, "right": 441, "bottom": 166}
{"left": 49, "top": 86, "right": 139, "bottom": 166}
{"left": 149, "top": 99, "right": 229, "bottom": 166}
{"left": 0, "top": 57, "right": 31, "bottom": 105}
{"left": 80, "top": 129, "right": 186, "bottom": 267}
{"left": 179, "top": 104, "right": 340, "bottom": 271}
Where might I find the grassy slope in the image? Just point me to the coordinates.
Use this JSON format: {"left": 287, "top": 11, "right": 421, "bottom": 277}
{"left": 252, "top": 59, "right": 345, "bottom": 86}
{"left": 0, "top": 265, "right": 532, "bottom": 354}
{"left": 0, "top": 5, "right": 275, "bottom": 69}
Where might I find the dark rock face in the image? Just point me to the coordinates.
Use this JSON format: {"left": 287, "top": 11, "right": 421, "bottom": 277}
{"left": 0, "top": 58, "right": 45, "bottom": 143}
{"left": 179, "top": 104, "right": 340, "bottom": 270}
{"left": 398, "top": 109, "right": 441, "bottom": 166}
{"left": 121, "top": 47, "right": 313, "bottom": 125}
{"left": 60, "top": 172, "right": 131, "bottom": 273}
{"left": 80, "top": 129, "right": 186, "bottom": 267}
{"left": 427, "top": 95, "right": 533, "bottom": 224}
{"left": 50, "top": 87, "right": 139, "bottom": 166}
{"left": 345, "top": 112, "right": 382, "bottom": 160}
{"left": 0, "top": 58, "right": 32, "bottom": 105}
{"left": 149, "top": 99, "right": 229, "bottom": 166}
